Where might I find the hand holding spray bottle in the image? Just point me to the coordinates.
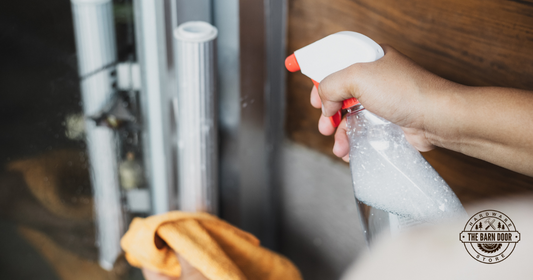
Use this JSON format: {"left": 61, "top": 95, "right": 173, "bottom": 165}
{"left": 286, "top": 32, "right": 467, "bottom": 244}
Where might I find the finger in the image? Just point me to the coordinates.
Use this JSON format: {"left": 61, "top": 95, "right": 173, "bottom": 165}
{"left": 332, "top": 118, "right": 350, "bottom": 158}
{"left": 318, "top": 114, "right": 335, "bottom": 136}
{"left": 317, "top": 71, "right": 352, "bottom": 117}
{"left": 310, "top": 85, "right": 322, "bottom": 109}
{"left": 142, "top": 268, "right": 179, "bottom": 280}
{"left": 342, "top": 155, "right": 350, "bottom": 162}
{"left": 177, "top": 255, "right": 209, "bottom": 280}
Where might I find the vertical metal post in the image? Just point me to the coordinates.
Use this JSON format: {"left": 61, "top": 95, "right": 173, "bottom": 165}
{"left": 214, "top": 0, "right": 287, "bottom": 248}
{"left": 134, "top": 0, "right": 214, "bottom": 215}
{"left": 70, "top": 0, "right": 124, "bottom": 270}
{"left": 238, "top": 0, "right": 269, "bottom": 243}
{"left": 213, "top": 0, "right": 242, "bottom": 227}
{"left": 264, "top": 0, "right": 288, "bottom": 249}
{"left": 133, "top": 0, "right": 176, "bottom": 214}
{"left": 173, "top": 22, "right": 218, "bottom": 214}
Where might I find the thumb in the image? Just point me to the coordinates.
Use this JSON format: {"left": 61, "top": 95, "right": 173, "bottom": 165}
{"left": 141, "top": 254, "right": 208, "bottom": 280}
{"left": 177, "top": 254, "right": 208, "bottom": 280}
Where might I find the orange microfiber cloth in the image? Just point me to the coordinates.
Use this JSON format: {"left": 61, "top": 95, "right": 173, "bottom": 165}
{"left": 121, "top": 211, "right": 302, "bottom": 280}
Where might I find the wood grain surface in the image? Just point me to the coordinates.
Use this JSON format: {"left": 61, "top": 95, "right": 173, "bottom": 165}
{"left": 286, "top": 0, "right": 533, "bottom": 204}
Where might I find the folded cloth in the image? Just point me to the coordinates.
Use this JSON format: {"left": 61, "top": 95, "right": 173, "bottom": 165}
{"left": 121, "top": 211, "right": 302, "bottom": 280}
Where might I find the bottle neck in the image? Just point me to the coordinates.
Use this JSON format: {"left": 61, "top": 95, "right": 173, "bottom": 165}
{"left": 345, "top": 103, "right": 365, "bottom": 114}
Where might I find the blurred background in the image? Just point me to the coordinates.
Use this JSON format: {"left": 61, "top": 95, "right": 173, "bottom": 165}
{"left": 1, "top": 0, "right": 533, "bottom": 279}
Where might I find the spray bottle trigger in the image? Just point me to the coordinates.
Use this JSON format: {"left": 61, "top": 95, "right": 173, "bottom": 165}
{"left": 312, "top": 79, "right": 320, "bottom": 89}
{"left": 330, "top": 111, "right": 342, "bottom": 127}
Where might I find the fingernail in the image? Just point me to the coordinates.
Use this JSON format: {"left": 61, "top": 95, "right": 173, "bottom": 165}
{"left": 342, "top": 155, "right": 350, "bottom": 162}
{"left": 321, "top": 103, "right": 326, "bottom": 116}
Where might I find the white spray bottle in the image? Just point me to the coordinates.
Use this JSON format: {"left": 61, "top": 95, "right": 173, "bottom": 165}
{"left": 286, "top": 32, "right": 467, "bottom": 244}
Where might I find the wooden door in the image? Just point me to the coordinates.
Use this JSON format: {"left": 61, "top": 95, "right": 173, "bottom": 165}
{"left": 286, "top": 0, "right": 533, "bottom": 204}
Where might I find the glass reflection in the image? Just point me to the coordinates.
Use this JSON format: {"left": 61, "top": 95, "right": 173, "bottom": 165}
{"left": 0, "top": 0, "right": 146, "bottom": 279}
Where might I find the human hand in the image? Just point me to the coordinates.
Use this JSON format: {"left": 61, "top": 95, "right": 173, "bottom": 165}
{"left": 142, "top": 254, "right": 207, "bottom": 280}
{"left": 312, "top": 45, "right": 456, "bottom": 160}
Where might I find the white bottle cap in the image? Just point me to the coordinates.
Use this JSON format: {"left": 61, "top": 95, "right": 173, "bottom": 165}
{"left": 174, "top": 21, "right": 218, "bottom": 43}
{"left": 294, "top": 31, "right": 384, "bottom": 83}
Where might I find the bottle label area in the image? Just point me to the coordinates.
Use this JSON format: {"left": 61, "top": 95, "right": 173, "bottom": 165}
{"left": 389, "top": 213, "right": 425, "bottom": 235}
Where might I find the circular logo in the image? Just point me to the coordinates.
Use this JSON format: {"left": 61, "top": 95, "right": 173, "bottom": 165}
{"left": 460, "top": 210, "right": 520, "bottom": 264}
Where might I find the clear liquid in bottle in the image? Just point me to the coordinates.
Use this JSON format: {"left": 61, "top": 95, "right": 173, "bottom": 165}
{"left": 346, "top": 104, "right": 467, "bottom": 245}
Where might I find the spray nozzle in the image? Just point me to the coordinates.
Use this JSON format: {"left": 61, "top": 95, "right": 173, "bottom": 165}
{"left": 285, "top": 31, "right": 384, "bottom": 127}
{"left": 285, "top": 54, "right": 300, "bottom": 72}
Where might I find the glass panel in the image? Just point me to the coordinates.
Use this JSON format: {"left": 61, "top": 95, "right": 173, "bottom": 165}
{"left": 0, "top": 0, "right": 146, "bottom": 279}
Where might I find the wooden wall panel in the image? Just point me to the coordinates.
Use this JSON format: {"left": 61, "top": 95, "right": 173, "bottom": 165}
{"left": 286, "top": 0, "right": 533, "bottom": 204}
